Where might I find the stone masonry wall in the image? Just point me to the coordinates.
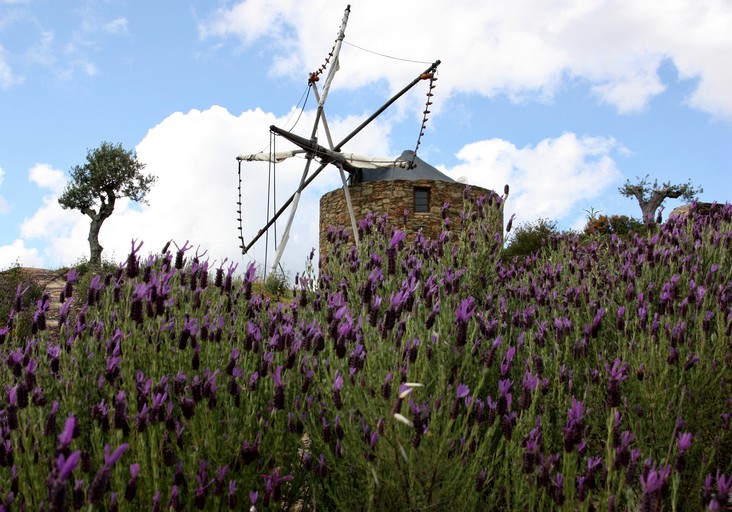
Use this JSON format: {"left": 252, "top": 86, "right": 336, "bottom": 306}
{"left": 319, "top": 179, "right": 501, "bottom": 256}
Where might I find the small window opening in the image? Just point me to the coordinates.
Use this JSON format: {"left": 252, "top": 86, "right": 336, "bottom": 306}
{"left": 414, "top": 187, "right": 430, "bottom": 213}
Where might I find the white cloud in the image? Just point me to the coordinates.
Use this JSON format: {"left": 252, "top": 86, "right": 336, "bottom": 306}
{"left": 0, "top": 44, "right": 22, "bottom": 89}
{"left": 28, "top": 163, "right": 66, "bottom": 194}
{"left": 15, "top": 105, "right": 393, "bottom": 273}
{"left": 0, "top": 166, "right": 9, "bottom": 214}
{"left": 200, "top": 0, "right": 732, "bottom": 118}
{"left": 444, "top": 133, "right": 623, "bottom": 228}
{"left": 101, "top": 17, "right": 128, "bottom": 35}
{"left": 0, "top": 239, "right": 44, "bottom": 269}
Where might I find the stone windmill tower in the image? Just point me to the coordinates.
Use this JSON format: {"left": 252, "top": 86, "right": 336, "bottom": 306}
{"left": 319, "top": 149, "right": 501, "bottom": 254}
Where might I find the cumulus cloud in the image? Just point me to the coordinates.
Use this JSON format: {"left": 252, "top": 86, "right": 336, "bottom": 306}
{"left": 15, "top": 105, "right": 393, "bottom": 273}
{"left": 443, "top": 133, "right": 623, "bottom": 228}
{"left": 28, "top": 163, "right": 66, "bottom": 194}
{"left": 100, "top": 17, "right": 128, "bottom": 35}
{"left": 0, "top": 45, "right": 22, "bottom": 89}
{"left": 0, "top": 239, "right": 44, "bottom": 269}
{"left": 200, "top": 0, "right": 732, "bottom": 118}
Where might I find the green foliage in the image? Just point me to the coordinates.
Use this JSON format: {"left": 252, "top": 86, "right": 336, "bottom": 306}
{"left": 66, "top": 255, "right": 119, "bottom": 279}
{"left": 58, "top": 141, "right": 156, "bottom": 264}
{"left": 619, "top": 174, "right": 703, "bottom": 225}
{"left": 58, "top": 141, "right": 156, "bottom": 211}
{"left": 264, "top": 267, "right": 291, "bottom": 299}
{"left": 70, "top": 256, "right": 119, "bottom": 307}
{"left": 584, "top": 214, "right": 646, "bottom": 238}
{"left": 502, "top": 217, "right": 560, "bottom": 260}
{"left": 0, "top": 264, "right": 46, "bottom": 340}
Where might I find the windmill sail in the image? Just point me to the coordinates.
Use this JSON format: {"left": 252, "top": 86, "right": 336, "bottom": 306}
{"left": 237, "top": 148, "right": 413, "bottom": 171}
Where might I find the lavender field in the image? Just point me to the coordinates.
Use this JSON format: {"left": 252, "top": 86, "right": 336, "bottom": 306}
{"left": 1, "top": 196, "right": 731, "bottom": 511}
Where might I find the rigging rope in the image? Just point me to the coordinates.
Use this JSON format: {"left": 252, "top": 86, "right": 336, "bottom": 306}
{"left": 283, "top": 83, "right": 311, "bottom": 133}
{"left": 236, "top": 160, "right": 245, "bottom": 253}
{"left": 343, "top": 40, "right": 433, "bottom": 65}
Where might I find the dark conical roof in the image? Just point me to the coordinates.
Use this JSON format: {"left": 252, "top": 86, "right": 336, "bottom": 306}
{"left": 352, "top": 150, "right": 455, "bottom": 184}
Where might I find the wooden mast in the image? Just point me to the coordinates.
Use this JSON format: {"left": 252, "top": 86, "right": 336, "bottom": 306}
{"left": 268, "top": 5, "right": 351, "bottom": 275}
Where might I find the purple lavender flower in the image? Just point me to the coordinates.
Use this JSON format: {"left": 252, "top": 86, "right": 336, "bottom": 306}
{"left": 605, "top": 358, "right": 629, "bottom": 408}
{"left": 563, "top": 398, "right": 586, "bottom": 452}
{"left": 261, "top": 467, "right": 293, "bottom": 504}
{"left": 71, "top": 478, "right": 85, "bottom": 510}
{"left": 674, "top": 431, "right": 692, "bottom": 470}
{"left": 333, "top": 370, "right": 344, "bottom": 410}
{"left": 272, "top": 365, "right": 285, "bottom": 410}
{"left": 506, "top": 213, "right": 516, "bottom": 233}
{"left": 213, "top": 478, "right": 230, "bottom": 510}
{"left": 640, "top": 463, "right": 671, "bottom": 511}
{"left": 519, "top": 369, "right": 538, "bottom": 410}
{"left": 450, "top": 383, "right": 471, "bottom": 419}
{"left": 454, "top": 297, "right": 476, "bottom": 347}
{"left": 56, "top": 451, "right": 81, "bottom": 481}
{"left": 551, "top": 472, "right": 564, "bottom": 506}
{"left": 710, "top": 471, "right": 731, "bottom": 509}
{"left": 614, "top": 430, "right": 635, "bottom": 469}
{"left": 497, "top": 379, "right": 512, "bottom": 416}
{"left": 500, "top": 346, "right": 516, "bottom": 378}
{"left": 57, "top": 415, "right": 76, "bottom": 453}
{"left": 125, "top": 463, "right": 140, "bottom": 501}
{"left": 87, "top": 444, "right": 129, "bottom": 506}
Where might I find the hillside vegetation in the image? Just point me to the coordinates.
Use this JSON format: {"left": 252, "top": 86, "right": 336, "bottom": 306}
{"left": 0, "top": 197, "right": 730, "bottom": 511}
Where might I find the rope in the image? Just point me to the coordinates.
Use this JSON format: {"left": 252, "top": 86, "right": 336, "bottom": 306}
{"left": 411, "top": 71, "right": 438, "bottom": 167}
{"left": 237, "top": 151, "right": 283, "bottom": 275}
{"left": 343, "top": 40, "right": 433, "bottom": 65}
{"left": 236, "top": 160, "right": 245, "bottom": 254}
{"left": 283, "top": 83, "right": 311, "bottom": 133}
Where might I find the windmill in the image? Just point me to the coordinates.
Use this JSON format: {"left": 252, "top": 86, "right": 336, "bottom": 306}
{"left": 236, "top": 5, "right": 440, "bottom": 276}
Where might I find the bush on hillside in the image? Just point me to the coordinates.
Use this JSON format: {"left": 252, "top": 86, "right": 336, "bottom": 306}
{"left": 0, "top": 194, "right": 731, "bottom": 511}
{"left": 502, "top": 217, "right": 560, "bottom": 260}
{"left": 0, "top": 264, "right": 46, "bottom": 340}
{"left": 584, "top": 214, "right": 646, "bottom": 238}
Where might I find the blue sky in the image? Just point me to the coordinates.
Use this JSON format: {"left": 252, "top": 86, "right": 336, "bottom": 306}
{"left": 1, "top": 0, "right": 730, "bottom": 274}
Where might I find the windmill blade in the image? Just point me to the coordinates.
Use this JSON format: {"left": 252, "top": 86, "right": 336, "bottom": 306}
{"left": 236, "top": 150, "right": 304, "bottom": 163}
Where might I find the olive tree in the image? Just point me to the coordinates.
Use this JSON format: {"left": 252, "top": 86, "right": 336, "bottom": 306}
{"left": 58, "top": 142, "right": 157, "bottom": 265}
{"left": 619, "top": 175, "right": 702, "bottom": 227}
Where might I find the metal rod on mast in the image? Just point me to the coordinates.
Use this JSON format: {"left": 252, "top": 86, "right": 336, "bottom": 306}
{"left": 312, "top": 83, "right": 360, "bottom": 250}
{"left": 267, "top": 5, "right": 351, "bottom": 275}
{"left": 241, "top": 59, "right": 441, "bottom": 255}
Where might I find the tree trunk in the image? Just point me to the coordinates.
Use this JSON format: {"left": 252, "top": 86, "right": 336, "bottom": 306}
{"left": 83, "top": 192, "right": 115, "bottom": 266}
{"left": 88, "top": 216, "right": 104, "bottom": 266}
{"left": 641, "top": 192, "right": 667, "bottom": 227}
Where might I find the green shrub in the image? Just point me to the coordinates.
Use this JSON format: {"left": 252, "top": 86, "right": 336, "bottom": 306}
{"left": 0, "top": 264, "right": 46, "bottom": 341}
{"left": 584, "top": 214, "right": 646, "bottom": 238}
{"left": 264, "top": 267, "right": 291, "bottom": 299}
{"left": 502, "top": 217, "right": 559, "bottom": 260}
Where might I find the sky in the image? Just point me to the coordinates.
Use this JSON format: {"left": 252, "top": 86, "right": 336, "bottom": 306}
{"left": 1, "top": 0, "right": 731, "bottom": 276}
